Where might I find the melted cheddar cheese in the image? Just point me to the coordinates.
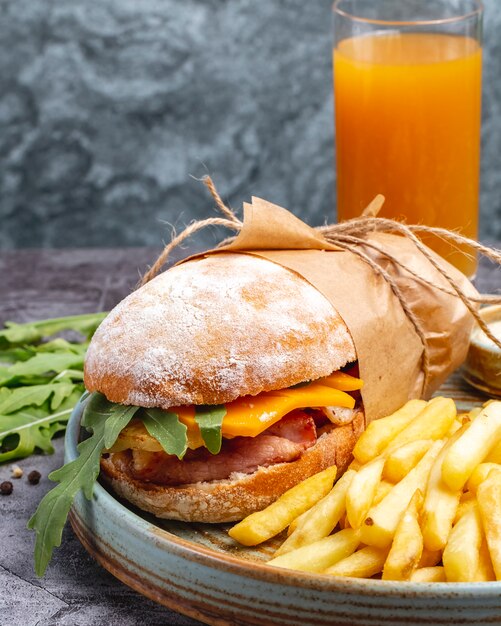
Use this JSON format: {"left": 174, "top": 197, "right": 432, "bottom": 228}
{"left": 112, "top": 372, "right": 362, "bottom": 452}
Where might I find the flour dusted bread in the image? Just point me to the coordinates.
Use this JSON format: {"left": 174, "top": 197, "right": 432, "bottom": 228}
{"left": 84, "top": 253, "right": 357, "bottom": 407}
{"left": 100, "top": 412, "right": 364, "bottom": 523}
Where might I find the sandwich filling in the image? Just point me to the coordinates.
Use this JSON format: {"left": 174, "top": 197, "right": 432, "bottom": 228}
{"left": 102, "top": 370, "right": 363, "bottom": 486}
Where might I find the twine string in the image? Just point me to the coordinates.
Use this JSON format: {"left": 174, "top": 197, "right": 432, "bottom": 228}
{"left": 321, "top": 218, "right": 501, "bottom": 349}
{"left": 141, "top": 176, "right": 501, "bottom": 379}
{"left": 141, "top": 216, "right": 241, "bottom": 285}
{"left": 331, "top": 233, "right": 499, "bottom": 304}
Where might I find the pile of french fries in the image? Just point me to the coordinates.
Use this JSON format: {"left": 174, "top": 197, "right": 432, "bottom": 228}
{"left": 229, "top": 398, "right": 501, "bottom": 583}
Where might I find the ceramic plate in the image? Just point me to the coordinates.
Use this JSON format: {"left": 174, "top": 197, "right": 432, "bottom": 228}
{"left": 67, "top": 376, "right": 501, "bottom": 626}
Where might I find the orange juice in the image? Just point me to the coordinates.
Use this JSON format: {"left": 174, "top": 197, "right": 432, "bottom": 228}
{"left": 334, "top": 33, "right": 482, "bottom": 276}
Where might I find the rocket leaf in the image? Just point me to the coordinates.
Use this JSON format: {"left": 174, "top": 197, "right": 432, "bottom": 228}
{"left": 28, "top": 392, "right": 137, "bottom": 577}
{"left": 0, "top": 383, "right": 74, "bottom": 415}
{"left": 0, "top": 352, "right": 85, "bottom": 385}
{"left": 142, "top": 408, "right": 188, "bottom": 459}
{"left": 0, "top": 387, "right": 85, "bottom": 462}
{"left": 195, "top": 405, "right": 226, "bottom": 454}
{"left": 103, "top": 405, "right": 140, "bottom": 449}
{"left": 0, "top": 312, "right": 108, "bottom": 347}
{"left": 0, "top": 312, "right": 106, "bottom": 463}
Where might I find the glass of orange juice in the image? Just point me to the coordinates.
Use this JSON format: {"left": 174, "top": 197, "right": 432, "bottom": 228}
{"left": 333, "top": 0, "right": 483, "bottom": 276}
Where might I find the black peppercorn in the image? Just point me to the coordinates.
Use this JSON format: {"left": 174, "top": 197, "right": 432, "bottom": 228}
{"left": 28, "top": 470, "right": 41, "bottom": 485}
{"left": 0, "top": 481, "right": 13, "bottom": 495}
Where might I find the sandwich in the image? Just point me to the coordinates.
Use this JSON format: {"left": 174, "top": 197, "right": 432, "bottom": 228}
{"left": 29, "top": 198, "right": 478, "bottom": 577}
{"left": 84, "top": 252, "right": 365, "bottom": 522}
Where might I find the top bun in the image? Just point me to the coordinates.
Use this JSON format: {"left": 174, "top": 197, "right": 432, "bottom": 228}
{"left": 84, "top": 253, "right": 356, "bottom": 408}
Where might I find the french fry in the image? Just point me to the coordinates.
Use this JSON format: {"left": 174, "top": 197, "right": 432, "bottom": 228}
{"left": 267, "top": 529, "right": 359, "bottom": 573}
{"left": 467, "top": 463, "right": 501, "bottom": 494}
{"left": 353, "top": 399, "right": 427, "bottom": 464}
{"left": 441, "top": 402, "right": 501, "bottom": 492}
{"left": 477, "top": 472, "right": 501, "bottom": 580}
{"left": 383, "top": 439, "right": 434, "bottom": 483}
{"left": 382, "top": 490, "right": 423, "bottom": 581}
{"left": 229, "top": 466, "right": 337, "bottom": 546}
{"left": 446, "top": 420, "right": 463, "bottom": 437}
{"left": 287, "top": 509, "right": 309, "bottom": 537}
{"left": 451, "top": 408, "right": 482, "bottom": 436}
{"left": 460, "top": 489, "right": 476, "bottom": 503}
{"left": 383, "top": 397, "right": 456, "bottom": 454}
{"left": 453, "top": 496, "right": 476, "bottom": 525}
{"left": 475, "top": 538, "right": 496, "bottom": 582}
{"left": 256, "top": 398, "right": 501, "bottom": 584}
{"left": 276, "top": 470, "right": 355, "bottom": 555}
{"left": 442, "top": 503, "right": 482, "bottom": 582}
{"left": 421, "top": 425, "right": 468, "bottom": 551}
{"left": 348, "top": 458, "right": 362, "bottom": 471}
{"left": 410, "top": 567, "right": 446, "bottom": 583}
{"left": 346, "top": 458, "right": 385, "bottom": 529}
{"left": 360, "top": 441, "right": 442, "bottom": 548}
{"left": 338, "top": 513, "right": 350, "bottom": 530}
{"left": 418, "top": 548, "right": 442, "bottom": 568}
{"left": 373, "top": 480, "right": 394, "bottom": 506}
{"left": 468, "top": 407, "right": 483, "bottom": 420}
{"left": 485, "top": 440, "right": 501, "bottom": 464}
{"left": 325, "top": 546, "right": 389, "bottom": 578}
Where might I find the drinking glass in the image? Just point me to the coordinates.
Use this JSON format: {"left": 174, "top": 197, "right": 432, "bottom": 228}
{"left": 333, "top": 0, "right": 483, "bottom": 276}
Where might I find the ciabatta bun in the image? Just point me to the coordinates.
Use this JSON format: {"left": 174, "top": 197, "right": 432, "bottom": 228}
{"left": 84, "top": 253, "right": 356, "bottom": 408}
{"left": 100, "top": 412, "right": 364, "bottom": 523}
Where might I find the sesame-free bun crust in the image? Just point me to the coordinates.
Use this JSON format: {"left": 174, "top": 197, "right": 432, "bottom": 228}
{"left": 84, "top": 253, "right": 356, "bottom": 408}
{"left": 100, "top": 411, "right": 364, "bottom": 523}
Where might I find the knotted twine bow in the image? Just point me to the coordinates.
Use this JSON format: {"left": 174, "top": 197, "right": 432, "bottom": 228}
{"left": 141, "top": 176, "right": 501, "bottom": 390}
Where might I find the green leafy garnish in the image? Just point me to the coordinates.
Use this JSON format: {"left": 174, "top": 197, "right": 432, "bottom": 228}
{"left": 103, "top": 405, "right": 140, "bottom": 449}
{"left": 0, "top": 352, "right": 85, "bottom": 385}
{"left": 0, "top": 411, "right": 70, "bottom": 463}
{"left": 28, "top": 392, "right": 137, "bottom": 576}
{"left": 0, "top": 313, "right": 106, "bottom": 463}
{"left": 195, "top": 405, "right": 226, "bottom": 454}
{"left": 142, "top": 408, "right": 188, "bottom": 459}
{"left": 0, "top": 312, "right": 107, "bottom": 348}
{"left": 0, "top": 383, "right": 75, "bottom": 415}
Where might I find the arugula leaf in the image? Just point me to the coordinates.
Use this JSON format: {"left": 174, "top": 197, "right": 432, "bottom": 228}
{"left": 0, "top": 312, "right": 106, "bottom": 463}
{"left": 0, "top": 346, "right": 36, "bottom": 364}
{"left": 51, "top": 369, "right": 85, "bottom": 383}
{"left": 27, "top": 392, "right": 136, "bottom": 576}
{"left": 0, "top": 410, "right": 72, "bottom": 463}
{"left": 0, "top": 352, "right": 85, "bottom": 385}
{"left": 56, "top": 387, "right": 88, "bottom": 414}
{"left": 36, "top": 339, "right": 88, "bottom": 354}
{"left": 103, "top": 405, "right": 140, "bottom": 449}
{"left": 50, "top": 383, "right": 78, "bottom": 411}
{"left": 0, "top": 312, "right": 107, "bottom": 347}
{"left": 0, "top": 324, "right": 40, "bottom": 346}
{"left": 142, "top": 408, "right": 188, "bottom": 459}
{"left": 0, "top": 383, "right": 75, "bottom": 415}
{"left": 195, "top": 405, "right": 226, "bottom": 454}
{"left": 0, "top": 386, "right": 85, "bottom": 462}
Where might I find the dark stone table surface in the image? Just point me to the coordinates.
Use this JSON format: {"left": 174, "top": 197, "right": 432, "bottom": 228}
{"left": 1, "top": 0, "right": 501, "bottom": 249}
{"left": 0, "top": 247, "right": 499, "bottom": 626}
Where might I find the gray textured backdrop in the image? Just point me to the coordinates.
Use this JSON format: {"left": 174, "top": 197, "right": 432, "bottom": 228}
{"left": 0, "top": 0, "right": 500, "bottom": 249}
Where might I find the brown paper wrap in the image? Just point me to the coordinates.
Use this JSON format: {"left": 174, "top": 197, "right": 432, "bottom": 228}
{"left": 180, "top": 198, "right": 477, "bottom": 423}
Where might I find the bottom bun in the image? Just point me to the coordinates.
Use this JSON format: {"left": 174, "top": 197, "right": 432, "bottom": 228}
{"left": 100, "top": 411, "right": 364, "bottom": 523}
